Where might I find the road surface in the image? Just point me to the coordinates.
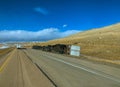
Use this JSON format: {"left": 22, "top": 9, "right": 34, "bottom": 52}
{"left": 0, "top": 49, "right": 54, "bottom": 87}
{"left": 0, "top": 48, "right": 120, "bottom": 87}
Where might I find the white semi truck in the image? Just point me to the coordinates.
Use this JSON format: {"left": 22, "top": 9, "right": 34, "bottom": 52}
{"left": 16, "top": 44, "right": 21, "bottom": 49}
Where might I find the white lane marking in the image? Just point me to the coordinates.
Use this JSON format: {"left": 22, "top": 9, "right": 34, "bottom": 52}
{"left": 44, "top": 55, "right": 120, "bottom": 83}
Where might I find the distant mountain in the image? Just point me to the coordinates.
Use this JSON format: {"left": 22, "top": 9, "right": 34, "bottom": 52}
{"left": 39, "top": 23, "right": 120, "bottom": 60}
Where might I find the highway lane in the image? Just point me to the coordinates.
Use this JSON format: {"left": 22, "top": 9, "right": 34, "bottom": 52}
{"left": 0, "top": 49, "right": 54, "bottom": 87}
{"left": 24, "top": 49, "right": 120, "bottom": 87}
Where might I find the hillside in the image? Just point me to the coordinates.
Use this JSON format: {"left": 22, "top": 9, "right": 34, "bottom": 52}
{"left": 38, "top": 23, "right": 120, "bottom": 60}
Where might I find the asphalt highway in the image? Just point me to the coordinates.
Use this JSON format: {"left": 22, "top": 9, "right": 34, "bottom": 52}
{"left": 0, "top": 49, "right": 54, "bottom": 87}
{"left": 24, "top": 49, "right": 120, "bottom": 87}
{"left": 0, "top": 48, "right": 120, "bottom": 87}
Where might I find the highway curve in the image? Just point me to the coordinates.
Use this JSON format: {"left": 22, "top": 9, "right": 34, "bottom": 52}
{"left": 0, "top": 49, "right": 54, "bottom": 87}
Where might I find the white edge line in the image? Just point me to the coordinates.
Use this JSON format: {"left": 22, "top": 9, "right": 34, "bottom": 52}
{"left": 45, "top": 55, "right": 120, "bottom": 83}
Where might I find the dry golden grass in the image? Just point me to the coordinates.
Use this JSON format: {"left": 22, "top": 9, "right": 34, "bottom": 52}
{"left": 37, "top": 23, "right": 120, "bottom": 64}
{"left": 0, "top": 48, "right": 13, "bottom": 56}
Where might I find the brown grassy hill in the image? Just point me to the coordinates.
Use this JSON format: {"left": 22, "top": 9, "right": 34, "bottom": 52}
{"left": 38, "top": 23, "right": 120, "bottom": 60}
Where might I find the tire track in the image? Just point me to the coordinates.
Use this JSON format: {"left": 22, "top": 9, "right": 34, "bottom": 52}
{"left": 17, "top": 50, "right": 25, "bottom": 87}
{"left": 23, "top": 50, "right": 57, "bottom": 87}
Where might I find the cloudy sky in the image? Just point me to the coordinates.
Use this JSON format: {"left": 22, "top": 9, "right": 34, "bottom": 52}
{"left": 0, "top": 0, "right": 120, "bottom": 42}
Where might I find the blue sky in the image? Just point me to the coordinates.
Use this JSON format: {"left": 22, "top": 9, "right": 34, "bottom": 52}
{"left": 0, "top": 0, "right": 120, "bottom": 42}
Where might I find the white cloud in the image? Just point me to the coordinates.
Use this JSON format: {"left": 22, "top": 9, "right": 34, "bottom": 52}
{"left": 0, "top": 28, "right": 80, "bottom": 42}
{"left": 63, "top": 24, "right": 67, "bottom": 28}
{"left": 61, "top": 30, "right": 79, "bottom": 36}
{"left": 34, "top": 7, "right": 48, "bottom": 15}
